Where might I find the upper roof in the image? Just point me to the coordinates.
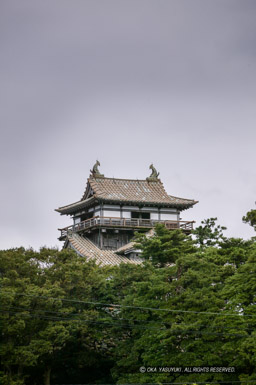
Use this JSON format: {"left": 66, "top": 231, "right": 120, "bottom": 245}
{"left": 56, "top": 177, "right": 197, "bottom": 215}
{"left": 56, "top": 162, "right": 198, "bottom": 215}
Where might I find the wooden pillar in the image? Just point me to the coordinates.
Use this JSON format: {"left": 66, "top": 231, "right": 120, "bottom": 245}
{"left": 100, "top": 231, "right": 103, "bottom": 249}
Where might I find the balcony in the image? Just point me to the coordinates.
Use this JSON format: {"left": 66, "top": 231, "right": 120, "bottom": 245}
{"left": 58, "top": 216, "right": 195, "bottom": 239}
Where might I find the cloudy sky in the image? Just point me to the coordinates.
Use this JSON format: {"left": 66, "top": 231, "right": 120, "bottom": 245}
{"left": 1, "top": 0, "right": 256, "bottom": 250}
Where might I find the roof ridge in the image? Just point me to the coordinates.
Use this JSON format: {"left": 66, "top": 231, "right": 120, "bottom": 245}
{"left": 89, "top": 176, "right": 162, "bottom": 183}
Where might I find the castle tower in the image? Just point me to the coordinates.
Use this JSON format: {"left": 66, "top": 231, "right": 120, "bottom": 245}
{"left": 55, "top": 162, "right": 198, "bottom": 265}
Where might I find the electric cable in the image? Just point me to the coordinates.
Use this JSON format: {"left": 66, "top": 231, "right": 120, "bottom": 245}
{"left": 2, "top": 305, "right": 254, "bottom": 331}
{"left": 0, "top": 309, "right": 249, "bottom": 337}
{"left": 1, "top": 290, "right": 255, "bottom": 317}
{"left": 46, "top": 381, "right": 256, "bottom": 385}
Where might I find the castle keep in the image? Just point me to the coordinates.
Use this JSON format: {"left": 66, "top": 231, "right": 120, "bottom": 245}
{"left": 56, "top": 162, "right": 198, "bottom": 265}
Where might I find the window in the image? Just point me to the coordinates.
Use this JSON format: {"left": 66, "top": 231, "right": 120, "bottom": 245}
{"left": 131, "top": 212, "right": 150, "bottom": 219}
{"left": 80, "top": 212, "right": 94, "bottom": 221}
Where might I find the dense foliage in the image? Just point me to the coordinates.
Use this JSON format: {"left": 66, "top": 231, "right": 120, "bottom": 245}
{"left": 243, "top": 209, "right": 256, "bottom": 232}
{"left": 0, "top": 214, "right": 256, "bottom": 385}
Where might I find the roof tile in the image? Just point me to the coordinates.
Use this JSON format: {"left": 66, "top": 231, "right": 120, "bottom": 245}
{"left": 84, "top": 177, "right": 196, "bottom": 206}
{"left": 68, "top": 233, "right": 142, "bottom": 266}
{"left": 56, "top": 176, "right": 198, "bottom": 214}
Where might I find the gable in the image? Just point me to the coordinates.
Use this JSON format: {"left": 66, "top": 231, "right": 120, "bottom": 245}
{"left": 81, "top": 180, "right": 95, "bottom": 200}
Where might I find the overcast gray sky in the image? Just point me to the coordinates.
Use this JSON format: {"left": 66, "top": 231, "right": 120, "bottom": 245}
{"left": 1, "top": 0, "right": 256, "bottom": 250}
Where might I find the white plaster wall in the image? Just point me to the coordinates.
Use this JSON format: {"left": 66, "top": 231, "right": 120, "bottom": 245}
{"left": 122, "top": 206, "right": 139, "bottom": 210}
{"left": 122, "top": 211, "right": 131, "bottom": 218}
{"left": 140, "top": 207, "right": 158, "bottom": 212}
{"left": 151, "top": 213, "right": 159, "bottom": 220}
{"left": 103, "top": 205, "right": 121, "bottom": 210}
{"left": 160, "top": 213, "right": 178, "bottom": 221}
{"left": 103, "top": 210, "right": 121, "bottom": 218}
{"left": 160, "top": 208, "right": 177, "bottom": 213}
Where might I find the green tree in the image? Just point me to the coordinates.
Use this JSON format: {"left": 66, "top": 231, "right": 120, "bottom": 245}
{"left": 135, "top": 224, "right": 196, "bottom": 267}
{"left": 0, "top": 247, "right": 114, "bottom": 385}
{"left": 1, "top": 217, "right": 256, "bottom": 384}
{"left": 193, "top": 218, "right": 227, "bottom": 249}
{"left": 243, "top": 209, "right": 256, "bottom": 231}
{"left": 220, "top": 243, "right": 256, "bottom": 381}
{"left": 108, "top": 229, "right": 245, "bottom": 384}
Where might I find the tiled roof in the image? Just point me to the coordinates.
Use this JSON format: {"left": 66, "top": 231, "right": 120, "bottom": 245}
{"left": 55, "top": 196, "right": 94, "bottom": 214}
{"left": 85, "top": 177, "right": 195, "bottom": 206}
{"left": 67, "top": 233, "right": 142, "bottom": 266}
{"left": 56, "top": 177, "right": 198, "bottom": 215}
{"left": 116, "top": 241, "right": 135, "bottom": 255}
{"left": 116, "top": 229, "right": 155, "bottom": 255}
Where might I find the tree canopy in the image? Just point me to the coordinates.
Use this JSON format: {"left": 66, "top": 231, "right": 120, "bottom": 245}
{"left": 1, "top": 209, "right": 256, "bottom": 385}
{"left": 243, "top": 209, "right": 256, "bottom": 231}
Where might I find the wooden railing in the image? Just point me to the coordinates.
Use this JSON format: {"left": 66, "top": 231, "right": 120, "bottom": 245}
{"left": 58, "top": 216, "right": 195, "bottom": 238}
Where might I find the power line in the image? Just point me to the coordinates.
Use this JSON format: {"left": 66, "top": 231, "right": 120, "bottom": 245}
{"left": 1, "top": 290, "right": 255, "bottom": 318}
{"left": 48, "top": 381, "right": 256, "bottom": 385}
{"left": 1, "top": 306, "right": 255, "bottom": 335}
{"left": 0, "top": 309, "right": 248, "bottom": 337}
{"left": 0, "top": 309, "right": 164, "bottom": 331}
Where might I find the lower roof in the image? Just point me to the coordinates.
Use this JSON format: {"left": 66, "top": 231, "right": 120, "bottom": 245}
{"left": 67, "top": 233, "right": 142, "bottom": 266}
